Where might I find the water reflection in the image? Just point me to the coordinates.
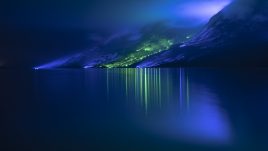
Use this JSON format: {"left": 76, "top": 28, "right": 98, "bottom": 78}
{"left": 104, "top": 68, "right": 191, "bottom": 113}
{"left": 93, "top": 68, "right": 232, "bottom": 144}
{"left": 4, "top": 68, "right": 268, "bottom": 150}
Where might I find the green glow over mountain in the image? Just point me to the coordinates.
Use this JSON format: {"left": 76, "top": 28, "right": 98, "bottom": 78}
{"left": 103, "top": 37, "right": 174, "bottom": 68}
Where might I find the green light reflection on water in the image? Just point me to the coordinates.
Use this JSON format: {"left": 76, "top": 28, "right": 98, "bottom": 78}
{"left": 106, "top": 68, "right": 191, "bottom": 114}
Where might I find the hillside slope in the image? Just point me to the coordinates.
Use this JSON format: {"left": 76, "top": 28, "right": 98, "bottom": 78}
{"left": 138, "top": 0, "right": 268, "bottom": 67}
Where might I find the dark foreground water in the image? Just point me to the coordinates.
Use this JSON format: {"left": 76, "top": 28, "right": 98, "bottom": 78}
{"left": 1, "top": 68, "right": 268, "bottom": 151}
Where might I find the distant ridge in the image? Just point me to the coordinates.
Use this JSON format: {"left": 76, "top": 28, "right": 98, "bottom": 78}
{"left": 138, "top": 0, "right": 268, "bottom": 67}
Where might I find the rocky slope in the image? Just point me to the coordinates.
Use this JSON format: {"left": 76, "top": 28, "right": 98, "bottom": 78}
{"left": 36, "top": 22, "right": 198, "bottom": 69}
{"left": 138, "top": 0, "right": 268, "bottom": 67}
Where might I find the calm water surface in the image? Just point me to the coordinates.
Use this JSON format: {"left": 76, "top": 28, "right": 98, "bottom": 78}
{"left": 1, "top": 68, "right": 268, "bottom": 151}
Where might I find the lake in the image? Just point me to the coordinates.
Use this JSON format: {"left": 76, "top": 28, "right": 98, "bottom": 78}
{"left": 1, "top": 68, "right": 268, "bottom": 151}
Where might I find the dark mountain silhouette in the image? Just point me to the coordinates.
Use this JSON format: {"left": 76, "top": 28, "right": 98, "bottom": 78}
{"left": 138, "top": 0, "right": 268, "bottom": 67}
{"left": 35, "top": 21, "right": 198, "bottom": 69}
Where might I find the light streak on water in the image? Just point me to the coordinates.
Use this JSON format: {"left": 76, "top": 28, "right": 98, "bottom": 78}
{"left": 105, "top": 68, "right": 191, "bottom": 114}
{"left": 186, "top": 71, "right": 190, "bottom": 111}
{"left": 180, "top": 68, "right": 183, "bottom": 111}
{"left": 84, "top": 68, "right": 232, "bottom": 144}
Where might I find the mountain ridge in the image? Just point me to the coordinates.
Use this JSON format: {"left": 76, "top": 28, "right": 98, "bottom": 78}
{"left": 138, "top": 0, "right": 268, "bottom": 67}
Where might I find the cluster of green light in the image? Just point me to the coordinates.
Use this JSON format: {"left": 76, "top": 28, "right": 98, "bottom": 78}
{"left": 103, "top": 38, "right": 174, "bottom": 68}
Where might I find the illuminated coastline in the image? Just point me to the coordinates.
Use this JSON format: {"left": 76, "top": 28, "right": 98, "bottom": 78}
{"left": 103, "top": 37, "right": 174, "bottom": 68}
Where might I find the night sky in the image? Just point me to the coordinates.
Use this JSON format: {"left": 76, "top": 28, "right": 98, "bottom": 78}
{"left": 0, "top": 0, "right": 233, "bottom": 67}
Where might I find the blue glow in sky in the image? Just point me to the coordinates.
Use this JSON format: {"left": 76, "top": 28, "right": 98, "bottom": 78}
{"left": 110, "top": 0, "right": 232, "bottom": 27}
{"left": 2, "top": 0, "right": 233, "bottom": 29}
{"left": 176, "top": 0, "right": 231, "bottom": 22}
